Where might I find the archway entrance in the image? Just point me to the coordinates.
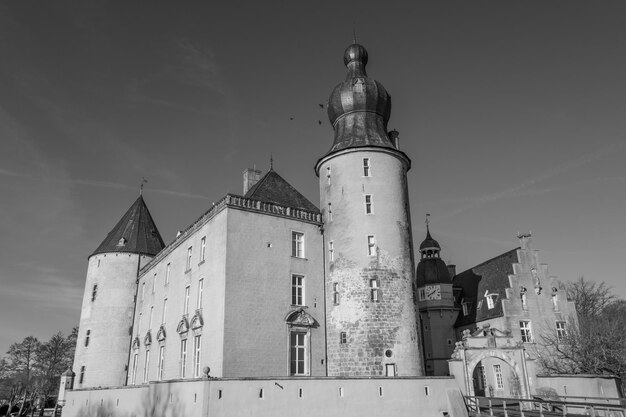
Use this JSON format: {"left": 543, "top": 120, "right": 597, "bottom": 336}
{"left": 448, "top": 325, "right": 535, "bottom": 399}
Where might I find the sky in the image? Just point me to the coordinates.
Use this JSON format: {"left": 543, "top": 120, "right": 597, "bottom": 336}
{"left": 0, "top": 1, "right": 625, "bottom": 356}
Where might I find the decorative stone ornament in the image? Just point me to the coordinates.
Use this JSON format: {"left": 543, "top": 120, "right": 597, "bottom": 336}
{"left": 191, "top": 310, "right": 204, "bottom": 330}
{"left": 144, "top": 331, "right": 152, "bottom": 346}
{"left": 132, "top": 337, "right": 140, "bottom": 350}
{"left": 157, "top": 325, "right": 166, "bottom": 342}
{"left": 177, "top": 316, "right": 189, "bottom": 334}
{"left": 285, "top": 309, "right": 317, "bottom": 328}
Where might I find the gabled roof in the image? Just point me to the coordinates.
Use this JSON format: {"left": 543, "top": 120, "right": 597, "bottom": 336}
{"left": 453, "top": 248, "right": 519, "bottom": 328}
{"left": 92, "top": 195, "right": 165, "bottom": 257}
{"left": 244, "top": 169, "right": 319, "bottom": 213}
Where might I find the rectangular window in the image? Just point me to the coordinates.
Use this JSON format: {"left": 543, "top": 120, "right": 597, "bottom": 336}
{"left": 292, "top": 275, "right": 305, "bottom": 306}
{"left": 180, "top": 339, "right": 187, "bottom": 378}
{"left": 162, "top": 298, "right": 168, "bottom": 324}
{"left": 329, "top": 241, "right": 334, "bottom": 261}
{"left": 91, "top": 284, "right": 98, "bottom": 302}
{"left": 184, "top": 286, "right": 190, "bottom": 315}
{"left": 292, "top": 232, "right": 304, "bottom": 258}
{"left": 84, "top": 330, "right": 91, "bottom": 347}
{"left": 165, "top": 263, "right": 171, "bottom": 285}
{"left": 385, "top": 364, "right": 395, "bottom": 377}
{"left": 326, "top": 166, "right": 331, "bottom": 184}
{"left": 486, "top": 295, "right": 495, "bottom": 309}
{"left": 363, "top": 158, "right": 371, "bottom": 177}
{"left": 364, "top": 195, "right": 373, "bottom": 214}
{"left": 340, "top": 332, "right": 347, "bottom": 344}
{"left": 152, "top": 274, "right": 157, "bottom": 294}
{"left": 556, "top": 321, "right": 567, "bottom": 342}
{"left": 370, "top": 279, "right": 380, "bottom": 302}
{"left": 186, "top": 247, "right": 193, "bottom": 270}
{"left": 333, "top": 283, "right": 340, "bottom": 305}
{"left": 200, "top": 236, "right": 206, "bottom": 262}
{"left": 327, "top": 203, "right": 333, "bottom": 221}
{"left": 493, "top": 364, "right": 504, "bottom": 389}
{"left": 418, "top": 288, "right": 426, "bottom": 301}
{"left": 157, "top": 346, "right": 165, "bottom": 381}
{"left": 143, "top": 350, "right": 150, "bottom": 383}
{"left": 520, "top": 320, "right": 533, "bottom": 343}
{"left": 477, "top": 365, "right": 487, "bottom": 390}
{"left": 521, "top": 291, "right": 528, "bottom": 310}
{"left": 79, "top": 366, "right": 85, "bottom": 384}
{"left": 367, "top": 235, "right": 376, "bottom": 256}
{"left": 131, "top": 353, "right": 138, "bottom": 385}
{"left": 193, "top": 335, "right": 201, "bottom": 377}
{"left": 290, "top": 332, "right": 307, "bottom": 376}
{"left": 141, "top": 282, "right": 146, "bottom": 301}
{"left": 197, "top": 279, "right": 204, "bottom": 309}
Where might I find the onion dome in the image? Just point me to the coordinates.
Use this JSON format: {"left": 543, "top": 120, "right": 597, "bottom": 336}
{"left": 416, "top": 257, "right": 452, "bottom": 286}
{"left": 419, "top": 228, "right": 441, "bottom": 253}
{"left": 324, "top": 43, "right": 395, "bottom": 156}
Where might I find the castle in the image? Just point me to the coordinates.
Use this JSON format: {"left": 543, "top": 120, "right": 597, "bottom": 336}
{"left": 59, "top": 43, "right": 617, "bottom": 417}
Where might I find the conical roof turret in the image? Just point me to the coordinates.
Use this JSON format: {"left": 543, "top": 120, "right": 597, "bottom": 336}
{"left": 91, "top": 195, "right": 165, "bottom": 257}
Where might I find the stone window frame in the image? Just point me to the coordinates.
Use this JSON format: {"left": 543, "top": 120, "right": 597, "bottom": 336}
{"left": 364, "top": 194, "right": 373, "bottom": 215}
{"left": 367, "top": 235, "right": 376, "bottom": 256}
{"left": 556, "top": 321, "right": 567, "bottom": 342}
{"left": 519, "top": 320, "right": 533, "bottom": 343}
{"left": 292, "top": 231, "right": 305, "bottom": 259}
{"left": 362, "top": 157, "right": 371, "bottom": 177}
{"left": 291, "top": 274, "right": 305, "bottom": 306}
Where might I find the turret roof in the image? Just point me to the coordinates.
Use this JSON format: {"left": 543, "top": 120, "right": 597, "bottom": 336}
{"left": 244, "top": 169, "right": 319, "bottom": 213}
{"left": 92, "top": 195, "right": 165, "bottom": 257}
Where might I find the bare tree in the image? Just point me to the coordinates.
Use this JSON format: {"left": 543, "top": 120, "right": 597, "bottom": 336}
{"left": 567, "top": 276, "right": 617, "bottom": 318}
{"left": 537, "top": 277, "right": 626, "bottom": 395}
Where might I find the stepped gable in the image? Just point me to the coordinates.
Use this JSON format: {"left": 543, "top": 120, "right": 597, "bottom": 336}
{"left": 92, "top": 195, "right": 165, "bottom": 257}
{"left": 244, "top": 168, "right": 319, "bottom": 213}
{"left": 453, "top": 248, "right": 519, "bottom": 327}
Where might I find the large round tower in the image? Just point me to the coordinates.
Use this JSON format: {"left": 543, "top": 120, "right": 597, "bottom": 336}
{"left": 73, "top": 195, "right": 164, "bottom": 388}
{"left": 315, "top": 43, "right": 422, "bottom": 376}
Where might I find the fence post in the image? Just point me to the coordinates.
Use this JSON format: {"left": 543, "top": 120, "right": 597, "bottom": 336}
{"left": 503, "top": 400, "right": 508, "bottom": 417}
{"left": 489, "top": 399, "right": 493, "bottom": 417}
{"left": 519, "top": 401, "right": 525, "bottom": 417}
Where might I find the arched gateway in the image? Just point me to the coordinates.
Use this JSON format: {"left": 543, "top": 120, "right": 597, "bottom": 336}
{"left": 448, "top": 325, "right": 537, "bottom": 398}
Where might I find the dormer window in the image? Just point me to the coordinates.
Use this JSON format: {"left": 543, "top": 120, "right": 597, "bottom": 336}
{"left": 485, "top": 291, "right": 498, "bottom": 310}
{"left": 117, "top": 237, "right": 127, "bottom": 247}
{"left": 461, "top": 300, "right": 472, "bottom": 316}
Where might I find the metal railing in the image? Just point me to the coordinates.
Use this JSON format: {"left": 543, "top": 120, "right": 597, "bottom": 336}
{"left": 464, "top": 395, "right": 626, "bottom": 417}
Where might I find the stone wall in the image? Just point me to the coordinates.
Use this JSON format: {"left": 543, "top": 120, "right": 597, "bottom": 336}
{"left": 62, "top": 377, "right": 467, "bottom": 417}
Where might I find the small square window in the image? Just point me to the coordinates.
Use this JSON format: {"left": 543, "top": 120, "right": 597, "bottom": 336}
{"left": 340, "top": 332, "right": 347, "bottom": 344}
{"left": 364, "top": 195, "right": 373, "bottom": 214}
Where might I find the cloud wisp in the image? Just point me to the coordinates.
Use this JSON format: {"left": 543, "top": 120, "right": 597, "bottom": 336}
{"left": 437, "top": 141, "right": 626, "bottom": 220}
{"left": 0, "top": 169, "right": 211, "bottom": 200}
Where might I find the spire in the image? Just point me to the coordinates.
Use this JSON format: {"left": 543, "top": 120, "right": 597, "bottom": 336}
{"left": 91, "top": 195, "right": 165, "bottom": 257}
{"left": 419, "top": 214, "right": 441, "bottom": 257}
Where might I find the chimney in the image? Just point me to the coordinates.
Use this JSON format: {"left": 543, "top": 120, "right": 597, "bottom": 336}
{"left": 517, "top": 232, "right": 532, "bottom": 250}
{"left": 447, "top": 264, "right": 456, "bottom": 278}
{"left": 243, "top": 168, "right": 262, "bottom": 194}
